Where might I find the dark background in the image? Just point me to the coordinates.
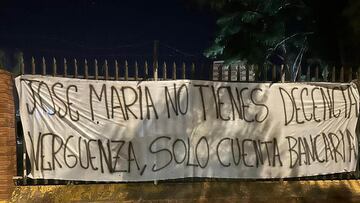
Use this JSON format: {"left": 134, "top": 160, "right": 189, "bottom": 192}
{"left": 0, "top": 0, "right": 216, "bottom": 61}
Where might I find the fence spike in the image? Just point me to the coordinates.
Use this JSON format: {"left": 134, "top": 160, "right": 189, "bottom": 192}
{"left": 306, "top": 65, "right": 311, "bottom": 81}
{"left": 228, "top": 65, "right": 232, "bottom": 81}
{"left": 125, "top": 60, "right": 128, "bottom": 81}
{"left": 95, "top": 59, "right": 98, "bottom": 80}
{"left": 52, "top": 57, "right": 57, "bottom": 77}
{"left": 332, "top": 66, "right": 336, "bottom": 82}
{"left": 145, "top": 61, "right": 149, "bottom": 79}
{"left": 115, "top": 60, "right": 119, "bottom": 80}
{"left": 63, "top": 58, "right": 67, "bottom": 77}
{"left": 104, "top": 60, "right": 109, "bottom": 80}
{"left": 20, "top": 55, "right": 24, "bottom": 75}
{"left": 154, "top": 61, "right": 158, "bottom": 81}
{"left": 191, "top": 62, "right": 195, "bottom": 79}
{"left": 42, "top": 57, "right": 46, "bottom": 75}
{"left": 280, "top": 65, "right": 285, "bottom": 83}
{"left": 172, "top": 62, "right": 177, "bottom": 80}
{"left": 182, "top": 62, "right": 186, "bottom": 79}
{"left": 84, "top": 59, "right": 88, "bottom": 79}
{"left": 31, "top": 57, "right": 35, "bottom": 75}
{"left": 163, "top": 62, "right": 167, "bottom": 80}
{"left": 218, "top": 64, "right": 222, "bottom": 81}
{"left": 349, "top": 67, "right": 353, "bottom": 81}
{"left": 135, "top": 61, "right": 139, "bottom": 81}
{"left": 74, "top": 58, "right": 78, "bottom": 78}
{"left": 237, "top": 65, "right": 241, "bottom": 81}
{"left": 272, "top": 65, "right": 276, "bottom": 81}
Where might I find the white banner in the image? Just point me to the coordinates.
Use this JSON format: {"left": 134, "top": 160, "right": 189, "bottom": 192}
{"left": 15, "top": 75, "right": 359, "bottom": 181}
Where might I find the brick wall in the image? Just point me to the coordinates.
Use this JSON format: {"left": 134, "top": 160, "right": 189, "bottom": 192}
{"left": 0, "top": 69, "right": 16, "bottom": 201}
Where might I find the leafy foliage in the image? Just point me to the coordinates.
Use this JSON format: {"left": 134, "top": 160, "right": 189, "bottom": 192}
{"left": 186, "top": 0, "right": 360, "bottom": 79}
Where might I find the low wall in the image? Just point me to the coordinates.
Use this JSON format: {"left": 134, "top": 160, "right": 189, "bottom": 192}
{"left": 0, "top": 69, "right": 16, "bottom": 201}
{"left": 10, "top": 180, "right": 360, "bottom": 203}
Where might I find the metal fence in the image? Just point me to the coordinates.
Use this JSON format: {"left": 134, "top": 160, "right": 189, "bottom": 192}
{"left": 14, "top": 56, "right": 360, "bottom": 185}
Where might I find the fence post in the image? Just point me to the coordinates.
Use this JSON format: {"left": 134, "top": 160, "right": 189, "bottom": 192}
{"left": 0, "top": 69, "right": 16, "bottom": 201}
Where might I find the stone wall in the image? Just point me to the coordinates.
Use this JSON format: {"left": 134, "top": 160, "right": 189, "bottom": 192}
{"left": 10, "top": 180, "right": 360, "bottom": 203}
{"left": 0, "top": 69, "right": 16, "bottom": 201}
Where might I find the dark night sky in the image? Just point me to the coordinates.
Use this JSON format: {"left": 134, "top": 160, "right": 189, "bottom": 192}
{"left": 0, "top": 0, "right": 216, "bottom": 59}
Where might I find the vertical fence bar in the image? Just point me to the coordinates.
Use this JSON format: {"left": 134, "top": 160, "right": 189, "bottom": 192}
{"left": 315, "top": 66, "right": 319, "bottom": 81}
{"left": 145, "top": 61, "right": 149, "bottom": 80}
{"left": 22, "top": 141, "right": 27, "bottom": 185}
{"left": 52, "top": 58, "right": 57, "bottom": 77}
{"left": 154, "top": 61, "right": 158, "bottom": 81}
{"left": 20, "top": 55, "right": 24, "bottom": 75}
{"left": 340, "top": 66, "right": 344, "bottom": 82}
{"left": 172, "top": 62, "right": 176, "bottom": 80}
{"left": 264, "top": 65, "right": 268, "bottom": 81}
{"left": 135, "top": 61, "right": 139, "bottom": 81}
{"left": 218, "top": 65, "right": 223, "bottom": 81}
{"left": 280, "top": 64, "right": 285, "bottom": 83}
{"left": 115, "top": 60, "right": 119, "bottom": 80}
{"left": 182, "top": 62, "right": 186, "bottom": 79}
{"left": 349, "top": 67, "right": 353, "bottom": 81}
{"left": 332, "top": 66, "right": 336, "bottom": 82}
{"left": 296, "top": 65, "right": 301, "bottom": 82}
{"left": 104, "top": 60, "right": 109, "bottom": 80}
{"left": 228, "top": 65, "right": 232, "bottom": 81}
{"left": 95, "top": 59, "right": 99, "bottom": 80}
{"left": 84, "top": 59, "right": 89, "bottom": 79}
{"left": 306, "top": 65, "right": 311, "bottom": 81}
{"left": 272, "top": 65, "right": 276, "bottom": 81}
{"left": 246, "top": 65, "right": 250, "bottom": 82}
{"left": 74, "top": 59, "right": 78, "bottom": 78}
{"left": 63, "top": 58, "right": 67, "bottom": 77}
{"left": 42, "top": 57, "right": 46, "bottom": 75}
{"left": 125, "top": 60, "right": 128, "bottom": 81}
{"left": 218, "top": 65, "right": 222, "bottom": 81}
{"left": 163, "top": 62, "right": 167, "bottom": 80}
{"left": 237, "top": 65, "right": 241, "bottom": 81}
{"left": 191, "top": 63, "right": 195, "bottom": 79}
{"left": 31, "top": 57, "right": 35, "bottom": 75}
